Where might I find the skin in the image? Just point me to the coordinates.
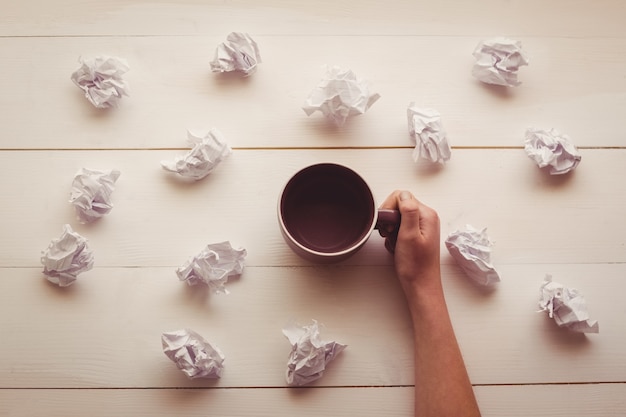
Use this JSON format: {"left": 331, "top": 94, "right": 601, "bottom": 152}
{"left": 379, "top": 190, "right": 482, "bottom": 417}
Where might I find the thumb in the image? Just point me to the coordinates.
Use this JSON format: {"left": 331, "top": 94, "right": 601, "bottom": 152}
{"left": 397, "top": 191, "right": 422, "bottom": 234}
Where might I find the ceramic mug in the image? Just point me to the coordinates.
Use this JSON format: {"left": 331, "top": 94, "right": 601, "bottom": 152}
{"left": 278, "top": 163, "right": 400, "bottom": 263}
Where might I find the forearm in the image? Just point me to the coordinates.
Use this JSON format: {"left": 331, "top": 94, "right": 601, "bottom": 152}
{"left": 380, "top": 192, "right": 479, "bottom": 416}
{"left": 405, "top": 279, "right": 481, "bottom": 417}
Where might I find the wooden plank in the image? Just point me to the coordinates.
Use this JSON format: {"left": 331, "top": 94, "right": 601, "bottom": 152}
{"left": 1, "top": 0, "right": 625, "bottom": 37}
{"left": 0, "top": 149, "right": 624, "bottom": 267}
{"left": 478, "top": 384, "right": 626, "bottom": 417}
{"left": 0, "top": 36, "right": 625, "bottom": 149}
{"left": 0, "top": 384, "right": 625, "bottom": 417}
{"left": 0, "top": 263, "right": 623, "bottom": 388}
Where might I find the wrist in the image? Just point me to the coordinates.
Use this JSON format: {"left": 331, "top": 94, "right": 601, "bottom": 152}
{"left": 400, "top": 270, "right": 446, "bottom": 313}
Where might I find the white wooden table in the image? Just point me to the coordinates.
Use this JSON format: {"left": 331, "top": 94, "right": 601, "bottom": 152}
{"left": 1, "top": 1, "right": 625, "bottom": 415}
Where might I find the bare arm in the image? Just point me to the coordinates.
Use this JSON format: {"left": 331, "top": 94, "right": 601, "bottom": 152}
{"left": 380, "top": 190, "right": 481, "bottom": 417}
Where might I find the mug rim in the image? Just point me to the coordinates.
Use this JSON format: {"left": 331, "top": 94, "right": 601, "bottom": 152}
{"left": 277, "top": 162, "right": 378, "bottom": 260}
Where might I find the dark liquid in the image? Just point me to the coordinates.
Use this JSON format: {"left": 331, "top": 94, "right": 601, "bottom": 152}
{"left": 281, "top": 165, "right": 374, "bottom": 253}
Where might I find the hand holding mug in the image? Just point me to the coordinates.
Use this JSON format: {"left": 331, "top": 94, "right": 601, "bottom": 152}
{"left": 379, "top": 190, "right": 441, "bottom": 293}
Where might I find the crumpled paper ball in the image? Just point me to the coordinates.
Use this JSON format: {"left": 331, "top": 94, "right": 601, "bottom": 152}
{"left": 538, "top": 275, "right": 599, "bottom": 333}
{"left": 71, "top": 56, "right": 129, "bottom": 108}
{"left": 41, "top": 224, "right": 94, "bottom": 287}
{"left": 161, "top": 129, "right": 232, "bottom": 180}
{"left": 283, "top": 320, "right": 346, "bottom": 386}
{"left": 302, "top": 66, "right": 380, "bottom": 126}
{"left": 524, "top": 127, "right": 581, "bottom": 175}
{"left": 176, "top": 241, "right": 247, "bottom": 294}
{"left": 445, "top": 225, "right": 501, "bottom": 286}
{"left": 472, "top": 37, "right": 529, "bottom": 87}
{"left": 69, "top": 168, "right": 121, "bottom": 223}
{"left": 407, "top": 103, "right": 451, "bottom": 164}
{"left": 162, "top": 329, "right": 225, "bottom": 378}
{"left": 210, "top": 32, "right": 261, "bottom": 75}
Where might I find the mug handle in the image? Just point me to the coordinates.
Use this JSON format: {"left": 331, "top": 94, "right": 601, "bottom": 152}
{"left": 375, "top": 209, "right": 401, "bottom": 232}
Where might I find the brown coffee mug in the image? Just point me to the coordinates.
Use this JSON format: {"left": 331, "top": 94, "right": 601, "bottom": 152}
{"left": 278, "top": 163, "right": 400, "bottom": 263}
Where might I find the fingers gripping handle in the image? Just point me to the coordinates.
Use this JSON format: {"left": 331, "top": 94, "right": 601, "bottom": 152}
{"left": 375, "top": 209, "right": 401, "bottom": 232}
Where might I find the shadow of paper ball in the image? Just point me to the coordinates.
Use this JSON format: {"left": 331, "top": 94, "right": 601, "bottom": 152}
{"left": 539, "top": 313, "right": 594, "bottom": 352}
{"left": 474, "top": 79, "right": 517, "bottom": 100}
{"left": 159, "top": 164, "right": 223, "bottom": 191}
{"left": 210, "top": 70, "right": 255, "bottom": 89}
{"left": 444, "top": 257, "right": 499, "bottom": 297}
{"left": 530, "top": 162, "right": 579, "bottom": 188}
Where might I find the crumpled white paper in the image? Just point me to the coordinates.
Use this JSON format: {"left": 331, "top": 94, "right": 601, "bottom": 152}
{"left": 445, "top": 225, "right": 500, "bottom": 286}
{"left": 472, "top": 37, "right": 529, "bottom": 87}
{"left": 210, "top": 32, "right": 262, "bottom": 76}
{"left": 538, "top": 275, "right": 599, "bottom": 333}
{"left": 524, "top": 127, "right": 582, "bottom": 175}
{"left": 70, "top": 56, "right": 129, "bottom": 108}
{"left": 407, "top": 103, "right": 451, "bottom": 164}
{"left": 69, "top": 168, "right": 121, "bottom": 223}
{"left": 162, "top": 329, "right": 225, "bottom": 379}
{"left": 161, "top": 129, "right": 232, "bottom": 180}
{"left": 283, "top": 320, "right": 346, "bottom": 386}
{"left": 41, "top": 224, "right": 94, "bottom": 287}
{"left": 303, "top": 66, "right": 380, "bottom": 127}
{"left": 176, "top": 241, "right": 247, "bottom": 294}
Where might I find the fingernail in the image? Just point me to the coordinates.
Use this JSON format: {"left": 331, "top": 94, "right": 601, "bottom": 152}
{"left": 399, "top": 191, "right": 411, "bottom": 201}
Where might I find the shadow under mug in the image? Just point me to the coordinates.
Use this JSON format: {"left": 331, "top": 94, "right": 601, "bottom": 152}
{"left": 278, "top": 163, "right": 400, "bottom": 263}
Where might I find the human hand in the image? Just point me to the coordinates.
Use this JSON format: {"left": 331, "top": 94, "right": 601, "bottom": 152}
{"left": 379, "top": 191, "right": 441, "bottom": 294}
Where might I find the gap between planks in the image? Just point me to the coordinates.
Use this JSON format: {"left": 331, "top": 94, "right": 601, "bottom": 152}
{"left": 1, "top": 382, "right": 624, "bottom": 390}
{"left": 1, "top": 146, "right": 625, "bottom": 152}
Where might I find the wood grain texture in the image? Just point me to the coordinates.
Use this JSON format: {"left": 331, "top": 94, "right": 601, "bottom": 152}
{"left": 0, "top": 36, "right": 625, "bottom": 149}
{"left": 2, "top": 0, "right": 626, "bottom": 415}
{"left": 2, "top": 0, "right": 625, "bottom": 37}
{"left": 0, "top": 149, "right": 623, "bottom": 267}
{"left": 0, "top": 264, "right": 623, "bottom": 388}
{"left": 0, "top": 384, "right": 624, "bottom": 417}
